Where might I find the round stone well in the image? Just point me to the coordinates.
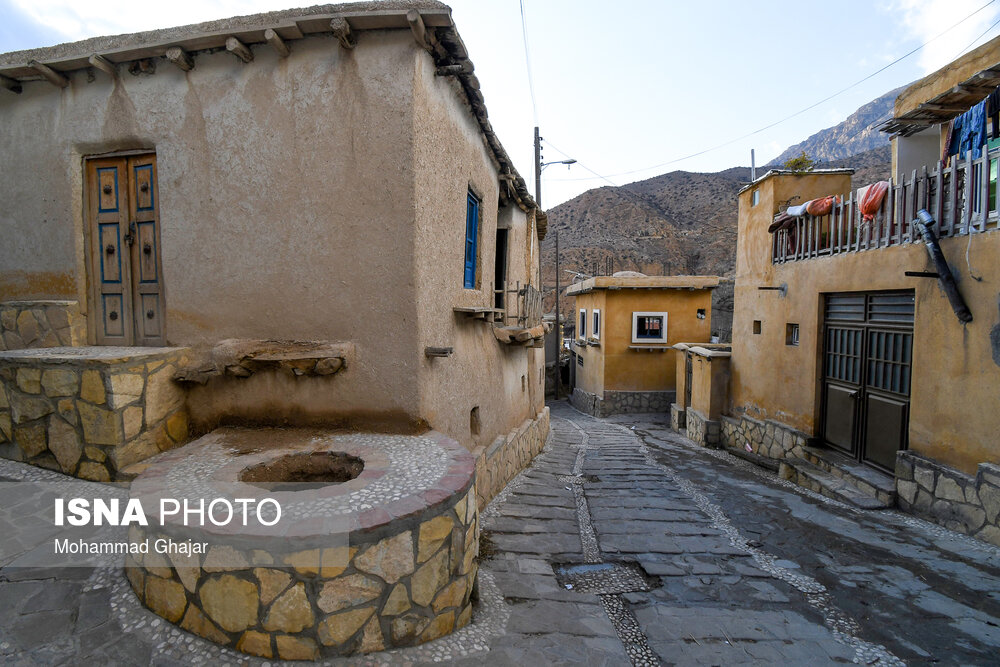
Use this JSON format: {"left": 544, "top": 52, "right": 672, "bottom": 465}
{"left": 126, "top": 427, "right": 478, "bottom": 661}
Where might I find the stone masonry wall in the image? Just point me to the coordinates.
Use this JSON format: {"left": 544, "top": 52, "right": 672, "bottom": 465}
{"left": 685, "top": 408, "right": 720, "bottom": 447}
{"left": 896, "top": 451, "right": 1000, "bottom": 547}
{"left": 0, "top": 301, "right": 86, "bottom": 350}
{"left": 128, "top": 485, "right": 479, "bottom": 659}
{"left": 0, "top": 350, "right": 188, "bottom": 480}
{"left": 475, "top": 406, "right": 549, "bottom": 508}
{"left": 569, "top": 388, "right": 673, "bottom": 418}
{"left": 670, "top": 402, "right": 686, "bottom": 431}
{"left": 720, "top": 413, "right": 809, "bottom": 460}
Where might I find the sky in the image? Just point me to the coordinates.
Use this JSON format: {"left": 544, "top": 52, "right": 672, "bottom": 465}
{"left": 2, "top": 0, "right": 1000, "bottom": 207}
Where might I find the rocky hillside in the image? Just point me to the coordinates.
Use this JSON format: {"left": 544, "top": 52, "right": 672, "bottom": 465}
{"left": 541, "top": 143, "right": 892, "bottom": 336}
{"left": 768, "top": 86, "right": 905, "bottom": 166}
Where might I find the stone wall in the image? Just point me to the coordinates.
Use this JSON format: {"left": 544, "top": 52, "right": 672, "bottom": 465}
{"left": 685, "top": 408, "right": 720, "bottom": 447}
{"left": 0, "top": 301, "right": 86, "bottom": 350}
{"left": 720, "top": 413, "right": 809, "bottom": 460}
{"left": 670, "top": 402, "right": 686, "bottom": 431}
{"left": 896, "top": 451, "right": 1000, "bottom": 546}
{"left": 128, "top": 485, "right": 479, "bottom": 660}
{"left": 569, "top": 388, "right": 673, "bottom": 418}
{"left": 475, "top": 407, "right": 549, "bottom": 508}
{"left": 0, "top": 348, "right": 188, "bottom": 480}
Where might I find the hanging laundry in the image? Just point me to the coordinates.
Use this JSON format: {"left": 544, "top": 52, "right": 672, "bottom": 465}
{"left": 859, "top": 181, "right": 890, "bottom": 222}
{"left": 786, "top": 202, "right": 810, "bottom": 216}
{"left": 988, "top": 85, "right": 1000, "bottom": 140}
{"left": 948, "top": 100, "right": 987, "bottom": 159}
{"left": 806, "top": 195, "right": 838, "bottom": 216}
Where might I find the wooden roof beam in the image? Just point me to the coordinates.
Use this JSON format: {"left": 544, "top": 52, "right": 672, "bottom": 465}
{"left": 226, "top": 37, "right": 253, "bottom": 63}
{"left": 165, "top": 47, "right": 194, "bottom": 71}
{"left": 88, "top": 54, "right": 117, "bottom": 78}
{"left": 330, "top": 18, "right": 356, "bottom": 49}
{"left": 29, "top": 60, "right": 68, "bottom": 88}
{"left": 0, "top": 74, "right": 21, "bottom": 94}
{"left": 407, "top": 10, "right": 433, "bottom": 51}
{"left": 264, "top": 29, "right": 290, "bottom": 58}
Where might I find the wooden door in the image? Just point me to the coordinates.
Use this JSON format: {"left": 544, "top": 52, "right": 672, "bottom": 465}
{"left": 86, "top": 154, "right": 166, "bottom": 346}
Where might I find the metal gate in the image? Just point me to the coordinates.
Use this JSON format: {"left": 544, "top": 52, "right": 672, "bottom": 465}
{"left": 821, "top": 291, "right": 914, "bottom": 472}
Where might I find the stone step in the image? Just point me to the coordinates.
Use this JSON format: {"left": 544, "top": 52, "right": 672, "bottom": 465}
{"left": 724, "top": 446, "right": 780, "bottom": 472}
{"left": 802, "top": 446, "right": 897, "bottom": 506}
{"left": 780, "top": 457, "right": 893, "bottom": 510}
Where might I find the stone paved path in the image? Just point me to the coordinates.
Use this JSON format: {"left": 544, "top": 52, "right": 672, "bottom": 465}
{"left": 2, "top": 400, "right": 1000, "bottom": 665}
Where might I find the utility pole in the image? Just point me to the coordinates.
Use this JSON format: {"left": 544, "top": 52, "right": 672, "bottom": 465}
{"left": 554, "top": 230, "right": 560, "bottom": 400}
{"left": 534, "top": 126, "right": 542, "bottom": 207}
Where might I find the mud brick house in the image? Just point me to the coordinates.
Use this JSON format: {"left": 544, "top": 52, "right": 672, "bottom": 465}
{"left": 718, "top": 37, "right": 1000, "bottom": 545}
{"left": 566, "top": 273, "right": 719, "bottom": 417}
{"left": 0, "top": 1, "right": 549, "bottom": 505}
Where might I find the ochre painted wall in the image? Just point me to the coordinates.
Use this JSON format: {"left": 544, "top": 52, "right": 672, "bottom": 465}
{"left": 0, "top": 30, "right": 547, "bottom": 452}
{"left": 733, "top": 171, "right": 1000, "bottom": 474}
{"left": 572, "top": 287, "right": 713, "bottom": 396}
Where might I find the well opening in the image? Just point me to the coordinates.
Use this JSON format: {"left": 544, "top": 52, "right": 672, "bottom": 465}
{"left": 239, "top": 451, "right": 364, "bottom": 488}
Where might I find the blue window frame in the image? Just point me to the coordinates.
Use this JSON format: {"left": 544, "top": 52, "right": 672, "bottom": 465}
{"left": 464, "top": 190, "right": 480, "bottom": 288}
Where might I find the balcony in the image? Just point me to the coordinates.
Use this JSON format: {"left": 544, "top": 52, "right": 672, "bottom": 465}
{"left": 771, "top": 149, "right": 1000, "bottom": 263}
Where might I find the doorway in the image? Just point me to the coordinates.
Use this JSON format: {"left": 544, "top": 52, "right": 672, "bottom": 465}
{"left": 85, "top": 153, "right": 166, "bottom": 346}
{"left": 821, "top": 291, "right": 914, "bottom": 472}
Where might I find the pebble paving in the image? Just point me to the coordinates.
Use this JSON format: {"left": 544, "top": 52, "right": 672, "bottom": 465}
{"left": 2, "top": 400, "right": 1000, "bottom": 665}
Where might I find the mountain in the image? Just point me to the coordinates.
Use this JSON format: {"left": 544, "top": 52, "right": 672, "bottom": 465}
{"left": 768, "top": 86, "right": 905, "bottom": 166}
{"left": 542, "top": 84, "right": 901, "bottom": 336}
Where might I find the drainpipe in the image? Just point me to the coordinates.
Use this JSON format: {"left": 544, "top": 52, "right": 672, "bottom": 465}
{"left": 914, "top": 210, "right": 973, "bottom": 324}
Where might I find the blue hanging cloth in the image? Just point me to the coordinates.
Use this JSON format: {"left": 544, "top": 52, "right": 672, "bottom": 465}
{"left": 949, "top": 99, "right": 988, "bottom": 159}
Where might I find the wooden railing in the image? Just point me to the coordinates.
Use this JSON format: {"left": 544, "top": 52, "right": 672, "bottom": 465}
{"left": 772, "top": 149, "right": 1000, "bottom": 263}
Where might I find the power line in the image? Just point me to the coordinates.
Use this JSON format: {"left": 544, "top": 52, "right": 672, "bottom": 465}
{"left": 542, "top": 138, "right": 618, "bottom": 187}
{"left": 518, "top": 0, "right": 538, "bottom": 125}
{"left": 953, "top": 13, "right": 1000, "bottom": 59}
{"left": 545, "top": 0, "right": 998, "bottom": 184}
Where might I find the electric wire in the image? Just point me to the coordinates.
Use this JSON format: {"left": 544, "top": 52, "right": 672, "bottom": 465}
{"left": 518, "top": 0, "right": 538, "bottom": 125}
{"left": 544, "top": 0, "right": 999, "bottom": 184}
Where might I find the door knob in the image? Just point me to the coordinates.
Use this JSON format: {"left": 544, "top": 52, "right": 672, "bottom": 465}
{"left": 143, "top": 242, "right": 152, "bottom": 255}
{"left": 105, "top": 244, "right": 115, "bottom": 255}
{"left": 146, "top": 310, "right": 155, "bottom": 319}
{"left": 109, "top": 311, "right": 118, "bottom": 321}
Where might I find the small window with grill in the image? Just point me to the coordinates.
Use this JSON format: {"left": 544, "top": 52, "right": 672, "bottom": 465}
{"left": 632, "top": 311, "right": 668, "bottom": 343}
{"left": 753, "top": 320, "right": 762, "bottom": 334}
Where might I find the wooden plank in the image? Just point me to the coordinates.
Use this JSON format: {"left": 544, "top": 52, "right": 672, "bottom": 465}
{"left": 29, "top": 60, "right": 69, "bottom": 88}
{"left": 264, "top": 29, "right": 290, "bottom": 58}
{"left": 0, "top": 74, "right": 21, "bottom": 94}
{"left": 165, "top": 47, "right": 194, "bottom": 71}
{"left": 88, "top": 54, "right": 116, "bottom": 78}
{"left": 963, "top": 150, "right": 973, "bottom": 234}
{"left": 947, "top": 158, "right": 958, "bottom": 236}
{"left": 933, "top": 160, "right": 944, "bottom": 241}
{"left": 847, "top": 193, "right": 854, "bottom": 251}
{"left": 226, "top": 37, "right": 254, "bottom": 63}
{"left": 330, "top": 18, "right": 356, "bottom": 49}
{"left": 978, "top": 152, "right": 990, "bottom": 232}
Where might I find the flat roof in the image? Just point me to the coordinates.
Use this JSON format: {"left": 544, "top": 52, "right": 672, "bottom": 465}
{"left": 566, "top": 275, "right": 721, "bottom": 296}
{"left": 0, "top": 1, "right": 546, "bottom": 234}
{"left": 881, "top": 34, "right": 1000, "bottom": 137}
{"left": 736, "top": 169, "right": 855, "bottom": 196}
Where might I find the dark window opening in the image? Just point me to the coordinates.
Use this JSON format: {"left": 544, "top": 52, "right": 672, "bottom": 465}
{"left": 494, "top": 227, "right": 508, "bottom": 309}
{"left": 753, "top": 320, "right": 762, "bottom": 334}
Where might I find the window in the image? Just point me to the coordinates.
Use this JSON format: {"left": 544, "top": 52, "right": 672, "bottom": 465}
{"left": 753, "top": 320, "right": 762, "bottom": 334}
{"left": 632, "top": 311, "right": 668, "bottom": 343}
{"left": 579, "top": 309, "right": 587, "bottom": 338}
{"left": 751, "top": 189, "right": 760, "bottom": 207}
{"left": 494, "top": 228, "right": 508, "bottom": 308}
{"left": 591, "top": 309, "right": 601, "bottom": 339}
{"left": 786, "top": 323, "right": 799, "bottom": 346}
{"left": 463, "top": 190, "right": 480, "bottom": 289}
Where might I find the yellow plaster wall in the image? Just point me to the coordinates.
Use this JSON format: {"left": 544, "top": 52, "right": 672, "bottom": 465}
{"left": 584, "top": 288, "right": 713, "bottom": 394}
{"left": 733, "top": 171, "right": 1000, "bottom": 474}
{"left": 690, "top": 354, "right": 730, "bottom": 420}
{"left": 572, "top": 290, "right": 606, "bottom": 397}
